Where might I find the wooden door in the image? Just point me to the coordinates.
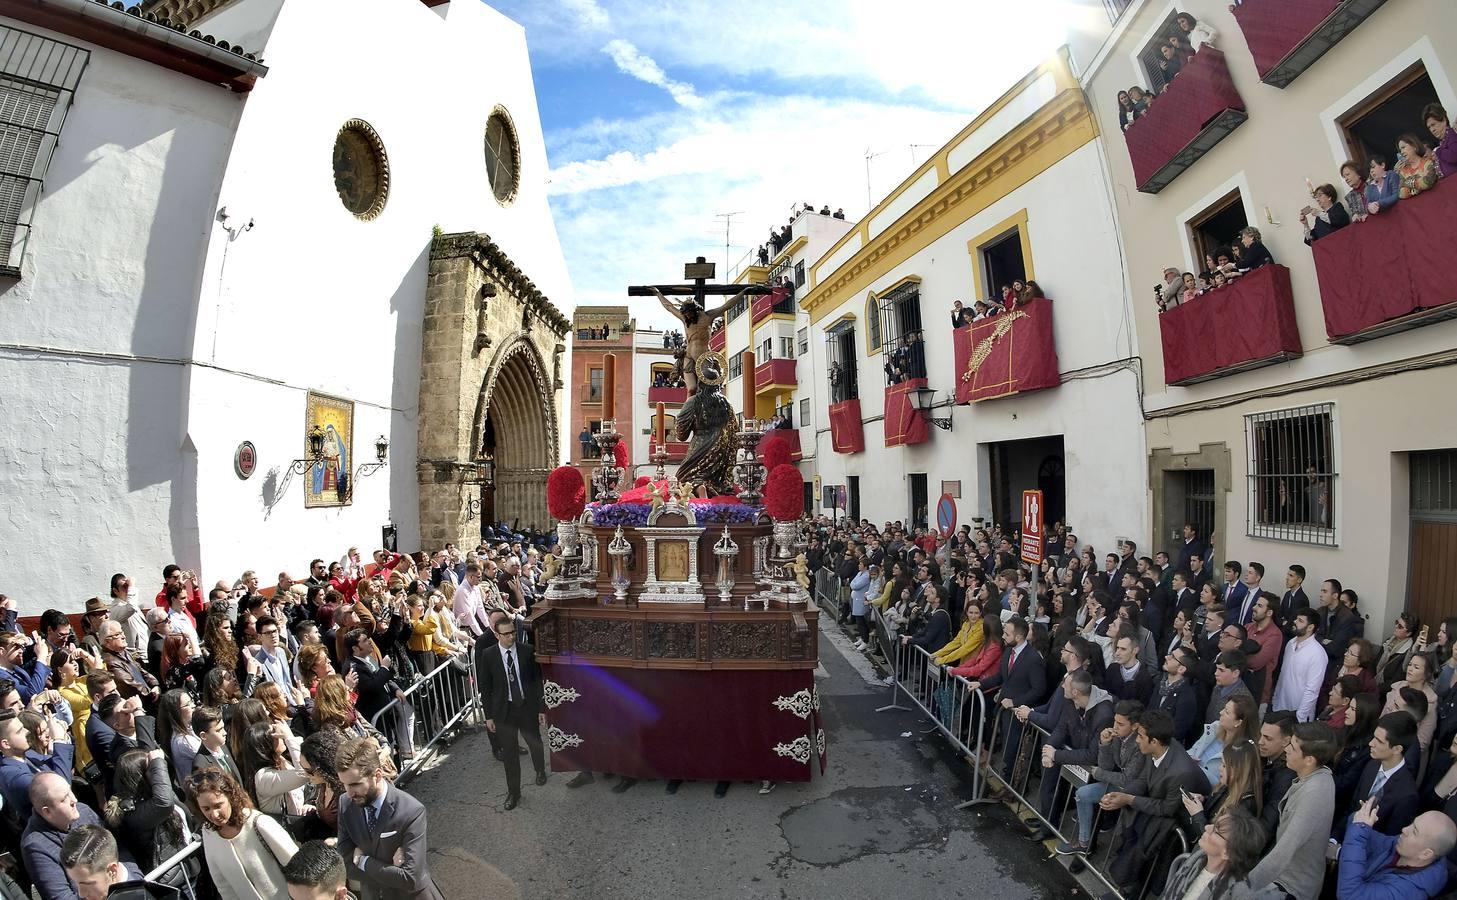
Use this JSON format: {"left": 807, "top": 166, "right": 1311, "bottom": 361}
{"left": 1408, "top": 520, "right": 1457, "bottom": 626}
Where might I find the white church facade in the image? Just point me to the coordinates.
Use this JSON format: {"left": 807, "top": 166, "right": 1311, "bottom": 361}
{"left": 0, "top": 0, "right": 572, "bottom": 613}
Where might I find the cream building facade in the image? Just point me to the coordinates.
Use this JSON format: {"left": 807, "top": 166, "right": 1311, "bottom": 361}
{"left": 1083, "top": 0, "right": 1457, "bottom": 629}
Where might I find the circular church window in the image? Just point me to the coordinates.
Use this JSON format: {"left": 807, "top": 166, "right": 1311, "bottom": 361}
{"left": 483, "top": 107, "right": 520, "bottom": 205}
{"left": 333, "top": 119, "right": 390, "bottom": 220}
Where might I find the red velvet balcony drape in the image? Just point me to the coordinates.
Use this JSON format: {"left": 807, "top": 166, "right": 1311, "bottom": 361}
{"left": 884, "top": 377, "right": 930, "bottom": 448}
{"left": 828, "top": 398, "right": 865, "bottom": 453}
{"left": 1159, "top": 264, "right": 1302, "bottom": 385}
{"left": 1232, "top": 0, "right": 1340, "bottom": 81}
{"left": 1124, "top": 48, "right": 1244, "bottom": 189}
{"left": 951, "top": 297, "right": 1060, "bottom": 403}
{"left": 1313, "top": 177, "right": 1457, "bottom": 340}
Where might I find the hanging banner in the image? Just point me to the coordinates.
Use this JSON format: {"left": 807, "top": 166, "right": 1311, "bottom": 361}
{"left": 953, "top": 297, "right": 1060, "bottom": 404}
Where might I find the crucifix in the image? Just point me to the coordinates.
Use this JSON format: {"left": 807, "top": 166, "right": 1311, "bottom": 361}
{"left": 628, "top": 256, "right": 778, "bottom": 395}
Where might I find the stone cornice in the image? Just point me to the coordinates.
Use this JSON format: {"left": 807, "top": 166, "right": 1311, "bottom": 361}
{"left": 430, "top": 231, "right": 570, "bottom": 337}
{"left": 802, "top": 86, "right": 1095, "bottom": 324}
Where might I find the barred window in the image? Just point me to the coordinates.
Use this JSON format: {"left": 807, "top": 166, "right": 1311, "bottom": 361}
{"left": 1245, "top": 403, "right": 1337, "bottom": 545}
{"left": 878, "top": 282, "right": 925, "bottom": 385}
{"left": 0, "top": 27, "right": 88, "bottom": 277}
{"left": 826, "top": 321, "right": 858, "bottom": 403}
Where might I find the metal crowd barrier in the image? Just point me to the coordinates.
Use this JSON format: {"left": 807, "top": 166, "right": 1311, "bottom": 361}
{"left": 370, "top": 648, "right": 480, "bottom": 784}
{"left": 876, "top": 639, "right": 988, "bottom": 804}
{"left": 135, "top": 839, "right": 203, "bottom": 900}
{"left": 954, "top": 694, "right": 1188, "bottom": 900}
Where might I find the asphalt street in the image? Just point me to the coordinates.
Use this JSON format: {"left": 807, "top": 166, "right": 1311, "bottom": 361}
{"left": 409, "top": 616, "right": 1085, "bottom": 900}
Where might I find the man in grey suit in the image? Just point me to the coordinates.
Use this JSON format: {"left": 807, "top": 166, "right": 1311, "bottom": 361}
{"left": 336, "top": 735, "right": 444, "bottom": 900}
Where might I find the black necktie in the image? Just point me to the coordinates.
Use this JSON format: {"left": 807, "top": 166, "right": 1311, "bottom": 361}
{"left": 364, "top": 803, "right": 378, "bottom": 832}
{"left": 506, "top": 649, "right": 520, "bottom": 704}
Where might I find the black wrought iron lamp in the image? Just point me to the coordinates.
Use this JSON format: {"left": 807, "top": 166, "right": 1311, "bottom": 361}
{"left": 288, "top": 425, "right": 329, "bottom": 475}
{"left": 336, "top": 435, "right": 390, "bottom": 501}
{"left": 466, "top": 451, "right": 496, "bottom": 520}
{"left": 909, "top": 386, "right": 954, "bottom": 431}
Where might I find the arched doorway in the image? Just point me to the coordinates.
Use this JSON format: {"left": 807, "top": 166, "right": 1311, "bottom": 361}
{"left": 472, "top": 335, "right": 557, "bottom": 535}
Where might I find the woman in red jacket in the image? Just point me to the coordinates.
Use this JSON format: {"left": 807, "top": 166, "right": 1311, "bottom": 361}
{"left": 949, "top": 612, "right": 1003, "bottom": 680}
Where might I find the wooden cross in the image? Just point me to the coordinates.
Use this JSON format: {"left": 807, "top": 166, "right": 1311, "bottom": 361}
{"left": 627, "top": 256, "right": 775, "bottom": 309}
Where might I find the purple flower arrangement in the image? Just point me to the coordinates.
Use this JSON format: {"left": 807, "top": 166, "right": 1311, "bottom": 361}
{"left": 587, "top": 501, "right": 763, "bottom": 527}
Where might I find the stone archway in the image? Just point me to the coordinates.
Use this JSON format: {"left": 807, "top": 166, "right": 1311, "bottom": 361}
{"left": 471, "top": 334, "right": 557, "bottom": 533}
{"left": 416, "top": 232, "right": 568, "bottom": 551}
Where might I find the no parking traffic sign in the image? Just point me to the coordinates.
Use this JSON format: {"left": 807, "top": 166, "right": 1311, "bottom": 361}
{"left": 935, "top": 493, "right": 956, "bottom": 535}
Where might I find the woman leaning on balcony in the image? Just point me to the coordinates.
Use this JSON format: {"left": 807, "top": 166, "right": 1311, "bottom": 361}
{"left": 1396, "top": 133, "right": 1440, "bottom": 199}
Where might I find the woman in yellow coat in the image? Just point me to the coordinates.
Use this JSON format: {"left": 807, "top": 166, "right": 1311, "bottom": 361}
{"left": 932, "top": 598, "right": 986, "bottom": 666}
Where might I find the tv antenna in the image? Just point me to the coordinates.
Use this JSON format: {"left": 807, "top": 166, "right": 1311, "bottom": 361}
{"left": 714, "top": 211, "right": 745, "bottom": 275}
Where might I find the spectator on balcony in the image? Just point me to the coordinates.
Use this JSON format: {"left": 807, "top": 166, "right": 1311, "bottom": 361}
{"left": 1365, "top": 155, "right": 1402, "bottom": 215}
{"left": 1175, "top": 12, "right": 1218, "bottom": 52}
{"left": 1156, "top": 266, "right": 1183, "bottom": 312}
{"left": 1156, "top": 43, "right": 1184, "bottom": 89}
{"left": 1301, "top": 185, "right": 1350, "bottom": 245}
{"left": 971, "top": 299, "right": 991, "bottom": 322}
{"left": 1339, "top": 161, "right": 1370, "bottom": 222}
{"left": 1178, "top": 272, "right": 1199, "bottom": 305}
{"left": 1238, "top": 228, "right": 1275, "bottom": 271}
{"left": 950, "top": 301, "right": 969, "bottom": 328}
{"left": 1167, "top": 34, "right": 1194, "bottom": 65}
{"left": 833, "top": 208, "right": 846, "bottom": 220}
{"left": 1395, "top": 135, "right": 1439, "bottom": 200}
{"left": 1424, "top": 103, "right": 1457, "bottom": 178}
{"left": 1116, "top": 90, "right": 1141, "bottom": 132}
{"left": 756, "top": 245, "right": 769, "bottom": 267}
{"left": 1024, "top": 281, "right": 1046, "bottom": 303}
{"left": 1128, "top": 85, "right": 1152, "bottom": 117}
{"left": 819, "top": 205, "right": 831, "bottom": 215}
{"left": 578, "top": 427, "right": 592, "bottom": 459}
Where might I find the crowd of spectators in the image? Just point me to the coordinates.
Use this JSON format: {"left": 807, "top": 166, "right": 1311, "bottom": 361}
{"left": 1155, "top": 228, "right": 1275, "bottom": 312}
{"left": 948, "top": 280, "right": 1047, "bottom": 328}
{"left": 760, "top": 204, "right": 847, "bottom": 263}
{"left": 1303, "top": 104, "right": 1454, "bottom": 245}
{"left": 803, "top": 513, "right": 1457, "bottom": 900}
{"left": 660, "top": 330, "right": 684, "bottom": 351}
{"left": 1116, "top": 11, "right": 1218, "bottom": 132}
{"left": 883, "top": 332, "right": 927, "bottom": 385}
{"left": 0, "top": 535, "right": 554, "bottom": 899}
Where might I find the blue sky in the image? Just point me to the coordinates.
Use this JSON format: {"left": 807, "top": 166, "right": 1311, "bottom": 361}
{"left": 490, "top": 0, "right": 1093, "bottom": 329}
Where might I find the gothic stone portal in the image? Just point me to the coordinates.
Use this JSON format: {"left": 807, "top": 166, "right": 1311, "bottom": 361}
{"left": 416, "top": 232, "right": 568, "bottom": 550}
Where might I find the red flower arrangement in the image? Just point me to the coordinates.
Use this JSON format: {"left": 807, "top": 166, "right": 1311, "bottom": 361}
{"left": 614, "top": 440, "right": 628, "bottom": 469}
{"left": 634, "top": 475, "right": 651, "bottom": 488}
{"left": 759, "top": 431, "right": 791, "bottom": 471}
{"left": 546, "top": 466, "right": 586, "bottom": 520}
{"left": 763, "top": 464, "right": 803, "bottom": 522}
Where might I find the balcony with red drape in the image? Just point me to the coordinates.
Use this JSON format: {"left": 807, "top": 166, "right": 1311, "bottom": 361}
{"left": 884, "top": 378, "right": 930, "bottom": 448}
{"left": 1232, "top": 0, "right": 1388, "bottom": 88}
{"left": 1124, "top": 48, "right": 1246, "bottom": 193}
{"left": 1159, "top": 264, "right": 1302, "bottom": 386}
{"left": 1313, "top": 177, "right": 1457, "bottom": 344}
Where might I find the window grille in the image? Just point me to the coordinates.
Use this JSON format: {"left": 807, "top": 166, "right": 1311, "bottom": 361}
{"left": 0, "top": 27, "right": 88, "bottom": 276}
{"left": 1411, "top": 450, "right": 1457, "bottom": 513}
{"left": 878, "top": 282, "right": 925, "bottom": 385}
{"left": 1245, "top": 403, "right": 1337, "bottom": 545}
{"left": 825, "top": 321, "right": 858, "bottom": 403}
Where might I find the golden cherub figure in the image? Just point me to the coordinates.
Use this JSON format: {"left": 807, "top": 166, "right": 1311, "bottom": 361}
{"left": 792, "top": 552, "right": 810, "bottom": 590}
{"left": 673, "top": 481, "right": 697, "bottom": 506}
{"left": 645, "top": 481, "right": 668, "bottom": 513}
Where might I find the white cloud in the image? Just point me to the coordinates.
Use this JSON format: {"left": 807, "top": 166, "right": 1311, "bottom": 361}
{"left": 602, "top": 39, "right": 705, "bottom": 109}
{"left": 560, "top": 0, "right": 610, "bottom": 30}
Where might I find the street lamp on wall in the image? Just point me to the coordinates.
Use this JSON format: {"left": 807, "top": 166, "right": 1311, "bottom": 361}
{"left": 336, "top": 435, "right": 390, "bottom": 502}
{"left": 465, "top": 452, "right": 496, "bottom": 521}
{"left": 909, "top": 386, "right": 953, "bottom": 431}
{"left": 288, "top": 425, "right": 329, "bottom": 475}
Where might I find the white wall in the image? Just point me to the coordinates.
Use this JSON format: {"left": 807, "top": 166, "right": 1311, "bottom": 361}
{"left": 0, "top": 24, "right": 241, "bottom": 610}
{"left": 809, "top": 143, "right": 1147, "bottom": 552}
{"left": 186, "top": 0, "right": 572, "bottom": 582}
{"left": 0, "top": 0, "right": 573, "bottom": 610}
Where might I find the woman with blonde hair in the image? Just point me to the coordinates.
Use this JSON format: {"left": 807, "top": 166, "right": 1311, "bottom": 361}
{"left": 1180, "top": 740, "right": 1263, "bottom": 842}
{"left": 1189, "top": 693, "right": 1260, "bottom": 787}
{"left": 186, "top": 767, "right": 297, "bottom": 900}
{"left": 312, "top": 675, "right": 368, "bottom": 739}
{"left": 252, "top": 682, "right": 301, "bottom": 760}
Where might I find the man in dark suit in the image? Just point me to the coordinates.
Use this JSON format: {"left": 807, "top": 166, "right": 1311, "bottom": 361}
{"left": 478, "top": 618, "right": 547, "bottom": 810}
{"left": 1316, "top": 578, "right": 1363, "bottom": 672}
{"left": 342, "top": 628, "right": 416, "bottom": 757}
{"left": 1173, "top": 523, "right": 1206, "bottom": 576}
{"left": 967, "top": 617, "right": 1046, "bottom": 776}
{"left": 96, "top": 694, "right": 157, "bottom": 771}
{"left": 1218, "top": 561, "right": 1248, "bottom": 620}
{"left": 1336, "top": 712, "right": 1420, "bottom": 840}
{"left": 1278, "top": 565, "right": 1309, "bottom": 638}
{"left": 336, "top": 735, "right": 444, "bottom": 900}
{"left": 1100, "top": 710, "right": 1211, "bottom": 897}
{"left": 1169, "top": 571, "right": 1198, "bottom": 620}
{"left": 1186, "top": 555, "right": 1212, "bottom": 595}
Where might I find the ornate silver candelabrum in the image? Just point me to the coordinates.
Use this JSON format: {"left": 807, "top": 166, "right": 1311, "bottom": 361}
{"left": 713, "top": 525, "right": 739, "bottom": 606}
{"left": 652, "top": 443, "right": 669, "bottom": 482}
{"left": 607, "top": 526, "right": 632, "bottom": 603}
{"left": 734, "top": 418, "right": 766, "bottom": 506}
{"left": 592, "top": 421, "right": 624, "bottom": 503}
